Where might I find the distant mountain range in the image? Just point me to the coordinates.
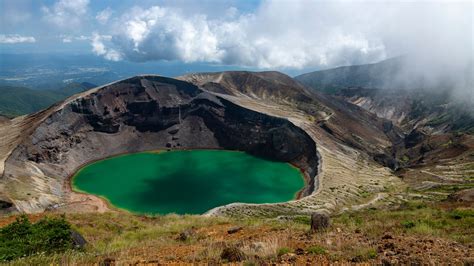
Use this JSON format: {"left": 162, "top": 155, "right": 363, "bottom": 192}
{"left": 295, "top": 57, "right": 407, "bottom": 93}
{"left": 295, "top": 57, "right": 472, "bottom": 95}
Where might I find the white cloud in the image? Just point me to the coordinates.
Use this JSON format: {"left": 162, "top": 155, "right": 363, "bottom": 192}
{"left": 89, "top": 3, "right": 388, "bottom": 68}
{"left": 91, "top": 1, "right": 472, "bottom": 73}
{"left": 42, "top": 0, "right": 90, "bottom": 29}
{"left": 96, "top": 7, "right": 113, "bottom": 24}
{"left": 61, "top": 35, "right": 91, "bottom": 43}
{"left": 103, "top": 6, "right": 222, "bottom": 63}
{"left": 0, "top": 34, "right": 36, "bottom": 44}
{"left": 91, "top": 33, "right": 122, "bottom": 61}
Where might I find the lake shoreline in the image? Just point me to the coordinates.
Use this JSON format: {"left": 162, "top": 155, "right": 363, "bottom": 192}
{"left": 68, "top": 148, "right": 309, "bottom": 215}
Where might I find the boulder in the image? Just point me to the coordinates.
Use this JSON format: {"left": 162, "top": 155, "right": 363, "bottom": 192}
{"left": 249, "top": 242, "right": 265, "bottom": 252}
{"left": 227, "top": 226, "right": 243, "bottom": 234}
{"left": 447, "top": 188, "right": 474, "bottom": 203}
{"left": 71, "top": 230, "right": 87, "bottom": 249}
{"left": 310, "top": 212, "right": 330, "bottom": 232}
{"left": 177, "top": 228, "right": 196, "bottom": 241}
{"left": 220, "top": 246, "right": 245, "bottom": 262}
{"left": 101, "top": 258, "right": 115, "bottom": 266}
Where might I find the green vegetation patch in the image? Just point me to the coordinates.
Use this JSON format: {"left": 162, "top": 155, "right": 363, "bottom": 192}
{"left": 306, "top": 245, "right": 327, "bottom": 255}
{"left": 351, "top": 247, "right": 377, "bottom": 262}
{"left": 0, "top": 215, "right": 75, "bottom": 261}
{"left": 277, "top": 247, "right": 292, "bottom": 256}
{"left": 0, "top": 83, "right": 93, "bottom": 117}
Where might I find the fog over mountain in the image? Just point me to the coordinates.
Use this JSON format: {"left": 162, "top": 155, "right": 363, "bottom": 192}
{"left": 88, "top": 1, "right": 472, "bottom": 101}
{"left": 296, "top": 56, "right": 474, "bottom": 105}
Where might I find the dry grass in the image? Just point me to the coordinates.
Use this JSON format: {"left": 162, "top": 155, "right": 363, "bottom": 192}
{"left": 332, "top": 201, "right": 474, "bottom": 244}
{"left": 1, "top": 200, "right": 472, "bottom": 265}
{"left": 241, "top": 235, "right": 290, "bottom": 259}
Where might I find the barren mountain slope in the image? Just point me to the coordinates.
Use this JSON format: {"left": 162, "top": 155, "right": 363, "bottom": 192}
{"left": 295, "top": 61, "right": 474, "bottom": 199}
{"left": 0, "top": 71, "right": 406, "bottom": 216}
{"left": 332, "top": 88, "right": 474, "bottom": 134}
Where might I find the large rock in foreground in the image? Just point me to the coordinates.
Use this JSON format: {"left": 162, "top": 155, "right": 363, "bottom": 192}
{"left": 310, "top": 212, "right": 330, "bottom": 232}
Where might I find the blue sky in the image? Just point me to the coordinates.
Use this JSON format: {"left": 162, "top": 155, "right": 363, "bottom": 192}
{"left": 0, "top": 0, "right": 260, "bottom": 53}
{"left": 0, "top": 0, "right": 472, "bottom": 72}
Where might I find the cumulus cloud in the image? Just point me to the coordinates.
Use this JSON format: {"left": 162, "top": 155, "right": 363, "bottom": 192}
{"left": 42, "top": 0, "right": 89, "bottom": 29}
{"left": 87, "top": 1, "right": 472, "bottom": 102}
{"left": 91, "top": 33, "right": 122, "bottom": 61}
{"left": 91, "top": 4, "right": 387, "bottom": 69}
{"left": 96, "top": 7, "right": 113, "bottom": 24}
{"left": 0, "top": 34, "right": 36, "bottom": 44}
{"left": 100, "top": 6, "right": 223, "bottom": 64}
{"left": 89, "top": 1, "right": 473, "bottom": 78}
{"left": 91, "top": 1, "right": 471, "bottom": 73}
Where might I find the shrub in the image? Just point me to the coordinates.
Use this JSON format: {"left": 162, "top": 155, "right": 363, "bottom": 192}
{"left": 449, "top": 209, "right": 474, "bottom": 220}
{"left": 292, "top": 216, "right": 311, "bottom": 225}
{"left": 306, "top": 245, "right": 327, "bottom": 255}
{"left": 277, "top": 247, "right": 292, "bottom": 256}
{"left": 220, "top": 246, "right": 245, "bottom": 262}
{"left": 400, "top": 155, "right": 410, "bottom": 163}
{"left": 351, "top": 247, "right": 377, "bottom": 262}
{"left": 401, "top": 220, "right": 416, "bottom": 229}
{"left": 0, "top": 215, "right": 74, "bottom": 261}
{"left": 367, "top": 249, "right": 377, "bottom": 259}
{"left": 412, "top": 223, "right": 435, "bottom": 235}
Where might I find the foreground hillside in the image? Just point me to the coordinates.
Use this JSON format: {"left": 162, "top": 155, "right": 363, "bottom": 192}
{"left": 1, "top": 199, "right": 472, "bottom": 265}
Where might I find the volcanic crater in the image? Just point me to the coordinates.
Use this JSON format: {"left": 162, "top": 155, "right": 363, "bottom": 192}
{"left": 0, "top": 75, "right": 319, "bottom": 214}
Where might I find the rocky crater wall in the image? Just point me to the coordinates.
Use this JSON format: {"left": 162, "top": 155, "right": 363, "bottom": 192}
{"left": 2, "top": 76, "right": 318, "bottom": 213}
